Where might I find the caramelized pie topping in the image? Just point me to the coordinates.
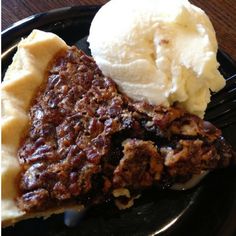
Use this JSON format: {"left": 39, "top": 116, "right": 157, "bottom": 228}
{"left": 17, "top": 47, "right": 235, "bottom": 212}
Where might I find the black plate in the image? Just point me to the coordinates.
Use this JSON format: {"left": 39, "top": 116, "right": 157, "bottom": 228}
{"left": 2, "top": 6, "right": 236, "bottom": 236}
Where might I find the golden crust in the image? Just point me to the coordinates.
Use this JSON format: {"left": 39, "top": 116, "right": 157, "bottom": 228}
{"left": 1, "top": 30, "right": 81, "bottom": 227}
{"left": 2, "top": 205, "right": 84, "bottom": 228}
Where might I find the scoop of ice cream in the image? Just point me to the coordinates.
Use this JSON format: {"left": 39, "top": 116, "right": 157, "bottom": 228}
{"left": 88, "top": 0, "right": 225, "bottom": 117}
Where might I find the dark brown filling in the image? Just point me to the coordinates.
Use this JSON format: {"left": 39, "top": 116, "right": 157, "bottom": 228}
{"left": 17, "top": 46, "right": 235, "bottom": 212}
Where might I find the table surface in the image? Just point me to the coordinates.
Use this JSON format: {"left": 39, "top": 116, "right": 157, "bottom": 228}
{"left": 2, "top": 0, "right": 236, "bottom": 62}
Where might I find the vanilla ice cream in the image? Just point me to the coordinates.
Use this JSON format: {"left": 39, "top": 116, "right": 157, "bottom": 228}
{"left": 88, "top": 0, "right": 225, "bottom": 117}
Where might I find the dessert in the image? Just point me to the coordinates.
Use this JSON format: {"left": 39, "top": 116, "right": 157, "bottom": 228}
{"left": 1, "top": 30, "right": 235, "bottom": 227}
{"left": 88, "top": 0, "right": 225, "bottom": 117}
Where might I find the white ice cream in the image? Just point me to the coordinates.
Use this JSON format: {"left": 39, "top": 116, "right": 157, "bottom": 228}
{"left": 88, "top": 0, "right": 225, "bottom": 117}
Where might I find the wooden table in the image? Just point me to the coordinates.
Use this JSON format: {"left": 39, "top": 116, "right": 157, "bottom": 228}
{"left": 2, "top": 0, "right": 236, "bottom": 62}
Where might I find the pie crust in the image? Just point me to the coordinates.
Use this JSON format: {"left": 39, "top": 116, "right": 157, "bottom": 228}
{"left": 1, "top": 30, "right": 85, "bottom": 227}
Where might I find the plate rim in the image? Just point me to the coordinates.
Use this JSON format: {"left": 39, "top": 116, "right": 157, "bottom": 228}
{"left": 1, "top": 5, "right": 101, "bottom": 50}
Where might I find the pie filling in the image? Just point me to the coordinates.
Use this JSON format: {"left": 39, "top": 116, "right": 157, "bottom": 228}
{"left": 17, "top": 47, "right": 235, "bottom": 212}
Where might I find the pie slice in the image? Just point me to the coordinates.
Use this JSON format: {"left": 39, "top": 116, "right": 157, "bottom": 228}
{"left": 1, "top": 30, "right": 235, "bottom": 227}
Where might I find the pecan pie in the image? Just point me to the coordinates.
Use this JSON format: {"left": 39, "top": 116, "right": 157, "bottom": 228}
{"left": 1, "top": 30, "right": 235, "bottom": 227}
